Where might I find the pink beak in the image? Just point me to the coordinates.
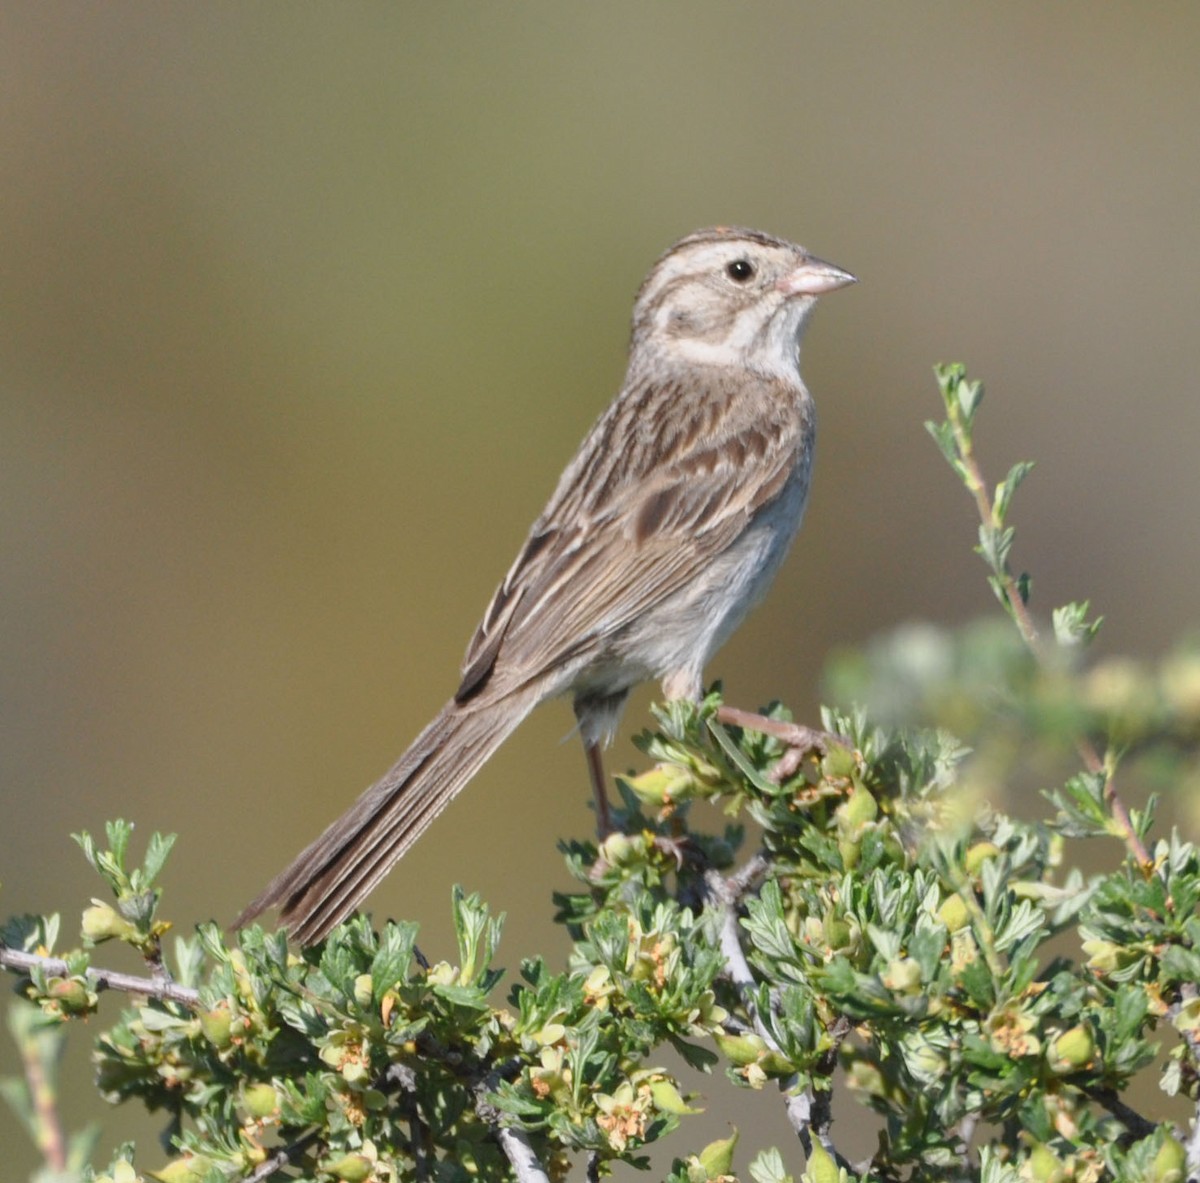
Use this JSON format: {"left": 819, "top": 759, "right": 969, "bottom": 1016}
{"left": 777, "top": 255, "right": 857, "bottom": 296}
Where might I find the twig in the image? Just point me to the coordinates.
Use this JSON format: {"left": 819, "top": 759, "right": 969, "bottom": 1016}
{"left": 704, "top": 868, "right": 773, "bottom": 1042}
{"left": 784, "top": 1071, "right": 843, "bottom": 1165}
{"left": 244, "top": 1130, "right": 322, "bottom": 1183}
{"left": 406, "top": 1032, "right": 549, "bottom": 1183}
{"left": 703, "top": 865, "right": 850, "bottom": 1170}
{"left": 491, "top": 1124, "right": 550, "bottom": 1183}
{"left": 729, "top": 852, "right": 771, "bottom": 897}
{"left": 1081, "top": 1086, "right": 1156, "bottom": 1142}
{"left": 955, "top": 1112, "right": 978, "bottom": 1156}
{"left": 1, "top": 946, "right": 200, "bottom": 1008}
{"left": 1186, "top": 1099, "right": 1200, "bottom": 1183}
{"left": 941, "top": 381, "right": 1153, "bottom": 872}
{"left": 16, "top": 1017, "right": 67, "bottom": 1172}
{"left": 1171, "top": 984, "right": 1200, "bottom": 1182}
{"left": 388, "top": 1064, "right": 430, "bottom": 1183}
{"left": 473, "top": 1076, "right": 551, "bottom": 1183}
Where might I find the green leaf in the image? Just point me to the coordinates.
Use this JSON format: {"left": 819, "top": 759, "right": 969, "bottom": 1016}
{"left": 1161, "top": 943, "right": 1200, "bottom": 985}
{"left": 1044, "top": 771, "right": 1111, "bottom": 838}
{"left": 1052, "top": 601, "right": 1103, "bottom": 648}
{"left": 73, "top": 828, "right": 98, "bottom": 871}
{"left": 992, "top": 460, "right": 1034, "bottom": 524}
{"left": 924, "top": 419, "right": 959, "bottom": 467}
{"left": 450, "top": 885, "right": 504, "bottom": 986}
{"left": 106, "top": 820, "right": 132, "bottom": 865}
{"left": 976, "top": 523, "right": 1015, "bottom": 573}
{"left": 141, "top": 831, "right": 178, "bottom": 885}
{"left": 749, "top": 1147, "right": 794, "bottom": 1183}
{"left": 370, "top": 922, "right": 418, "bottom": 998}
{"left": 1110, "top": 984, "right": 1150, "bottom": 1042}
{"left": 431, "top": 983, "right": 492, "bottom": 1012}
{"left": 992, "top": 899, "right": 1046, "bottom": 953}
{"left": 956, "top": 377, "right": 985, "bottom": 424}
{"left": 707, "top": 718, "right": 780, "bottom": 793}
{"left": 986, "top": 573, "right": 1011, "bottom": 611}
{"left": 741, "top": 880, "right": 796, "bottom": 965}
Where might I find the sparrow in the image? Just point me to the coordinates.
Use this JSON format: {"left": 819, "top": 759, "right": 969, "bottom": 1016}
{"left": 236, "top": 226, "right": 855, "bottom": 943}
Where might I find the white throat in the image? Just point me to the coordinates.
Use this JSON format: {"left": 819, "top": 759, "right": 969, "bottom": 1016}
{"left": 655, "top": 297, "right": 814, "bottom": 383}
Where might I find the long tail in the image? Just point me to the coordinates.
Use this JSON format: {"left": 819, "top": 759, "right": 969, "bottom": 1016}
{"left": 234, "top": 693, "right": 536, "bottom": 944}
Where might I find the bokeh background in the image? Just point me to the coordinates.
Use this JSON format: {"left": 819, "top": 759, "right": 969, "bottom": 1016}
{"left": 3, "top": 3, "right": 1199, "bottom": 1174}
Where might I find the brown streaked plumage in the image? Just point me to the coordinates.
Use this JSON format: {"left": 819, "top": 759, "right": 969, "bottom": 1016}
{"left": 236, "top": 227, "right": 855, "bottom": 944}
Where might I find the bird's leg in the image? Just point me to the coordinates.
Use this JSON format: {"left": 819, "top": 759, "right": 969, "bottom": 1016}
{"left": 575, "top": 690, "right": 628, "bottom": 838}
{"left": 584, "top": 736, "right": 695, "bottom": 874}
{"left": 713, "top": 704, "right": 843, "bottom": 783}
{"left": 584, "top": 740, "right": 613, "bottom": 837}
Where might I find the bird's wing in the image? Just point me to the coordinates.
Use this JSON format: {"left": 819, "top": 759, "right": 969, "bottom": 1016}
{"left": 456, "top": 370, "right": 810, "bottom": 702}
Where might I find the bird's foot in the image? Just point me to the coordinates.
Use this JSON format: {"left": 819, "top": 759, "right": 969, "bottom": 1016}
{"left": 713, "top": 705, "right": 847, "bottom": 783}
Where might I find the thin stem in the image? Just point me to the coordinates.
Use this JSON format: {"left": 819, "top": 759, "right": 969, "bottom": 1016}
{"left": 0, "top": 946, "right": 200, "bottom": 1008}
{"left": 945, "top": 399, "right": 1153, "bottom": 872}
{"left": 936, "top": 855, "right": 1006, "bottom": 983}
{"left": 1172, "top": 983, "right": 1200, "bottom": 1180}
{"left": 490, "top": 1124, "right": 551, "bottom": 1183}
{"left": 703, "top": 865, "right": 850, "bottom": 1172}
{"left": 244, "top": 1131, "right": 321, "bottom": 1182}
{"left": 1186, "top": 1100, "right": 1200, "bottom": 1183}
{"left": 387, "top": 1063, "right": 429, "bottom": 1183}
{"left": 413, "top": 1036, "right": 549, "bottom": 1183}
{"left": 704, "top": 868, "right": 776, "bottom": 1048}
{"left": 17, "top": 1021, "right": 67, "bottom": 1172}
{"left": 1080, "top": 1087, "right": 1156, "bottom": 1142}
{"left": 473, "top": 1076, "right": 551, "bottom": 1183}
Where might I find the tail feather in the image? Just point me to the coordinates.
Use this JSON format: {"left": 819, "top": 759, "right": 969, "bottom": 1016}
{"left": 234, "top": 694, "right": 535, "bottom": 944}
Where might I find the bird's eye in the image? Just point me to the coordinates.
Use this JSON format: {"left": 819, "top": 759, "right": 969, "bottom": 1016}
{"left": 725, "top": 258, "right": 755, "bottom": 283}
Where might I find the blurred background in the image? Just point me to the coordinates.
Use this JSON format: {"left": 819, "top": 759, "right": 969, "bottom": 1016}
{"left": 2, "top": 3, "right": 1198, "bottom": 1174}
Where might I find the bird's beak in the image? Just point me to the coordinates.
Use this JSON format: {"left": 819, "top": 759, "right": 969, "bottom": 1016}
{"left": 777, "top": 255, "right": 857, "bottom": 296}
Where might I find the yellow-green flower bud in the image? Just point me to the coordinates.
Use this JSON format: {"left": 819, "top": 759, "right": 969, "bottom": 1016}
{"left": 714, "top": 1030, "right": 768, "bottom": 1066}
{"left": 822, "top": 744, "right": 858, "bottom": 779}
{"left": 804, "top": 1140, "right": 841, "bottom": 1183}
{"left": 1151, "top": 1133, "right": 1187, "bottom": 1183}
{"left": 841, "top": 783, "right": 878, "bottom": 828}
{"left": 598, "top": 831, "right": 637, "bottom": 865}
{"left": 149, "top": 1156, "right": 213, "bottom": 1183}
{"left": 47, "top": 977, "right": 92, "bottom": 1015}
{"left": 531, "top": 1022, "right": 566, "bottom": 1046}
{"left": 822, "top": 912, "right": 853, "bottom": 951}
{"left": 426, "top": 961, "right": 456, "bottom": 986}
{"left": 837, "top": 837, "right": 861, "bottom": 870}
{"left": 619, "top": 764, "right": 698, "bottom": 805}
{"left": 1025, "top": 1143, "right": 1064, "bottom": 1183}
{"left": 1081, "top": 938, "right": 1124, "bottom": 974}
{"left": 964, "top": 841, "right": 1001, "bottom": 876}
{"left": 199, "top": 1005, "right": 234, "bottom": 1049}
{"left": 649, "top": 1077, "right": 701, "bottom": 1115}
{"left": 82, "top": 900, "right": 138, "bottom": 944}
{"left": 881, "top": 957, "right": 922, "bottom": 994}
{"left": 241, "top": 1082, "right": 280, "bottom": 1119}
{"left": 1048, "top": 1025, "right": 1095, "bottom": 1073}
{"left": 937, "top": 893, "right": 971, "bottom": 933}
{"left": 697, "top": 1130, "right": 738, "bottom": 1179}
{"left": 323, "top": 1153, "right": 373, "bottom": 1183}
